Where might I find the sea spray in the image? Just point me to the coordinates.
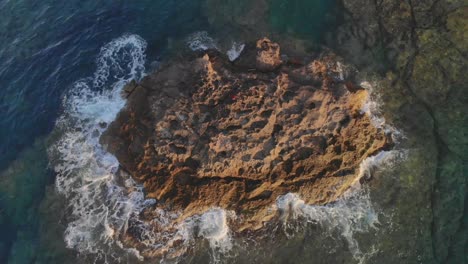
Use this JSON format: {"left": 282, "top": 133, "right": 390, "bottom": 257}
{"left": 177, "top": 209, "right": 235, "bottom": 263}
{"left": 49, "top": 34, "right": 235, "bottom": 263}
{"left": 227, "top": 42, "right": 245, "bottom": 61}
{"left": 187, "top": 31, "right": 219, "bottom": 51}
{"left": 360, "top": 81, "right": 403, "bottom": 141}
{"left": 49, "top": 34, "right": 151, "bottom": 262}
{"left": 355, "top": 150, "right": 407, "bottom": 185}
{"left": 275, "top": 150, "right": 406, "bottom": 263}
{"left": 187, "top": 31, "right": 245, "bottom": 62}
{"left": 273, "top": 79, "right": 407, "bottom": 263}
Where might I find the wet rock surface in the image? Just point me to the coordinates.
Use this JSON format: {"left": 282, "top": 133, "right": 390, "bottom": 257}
{"left": 100, "top": 38, "right": 392, "bottom": 255}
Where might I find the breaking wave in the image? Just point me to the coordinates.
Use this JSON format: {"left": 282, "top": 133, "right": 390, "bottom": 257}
{"left": 273, "top": 79, "right": 407, "bottom": 264}
{"left": 360, "top": 81, "right": 403, "bottom": 142}
{"left": 274, "top": 149, "right": 405, "bottom": 263}
{"left": 187, "top": 31, "right": 245, "bottom": 62}
{"left": 48, "top": 33, "right": 406, "bottom": 264}
{"left": 49, "top": 34, "right": 150, "bottom": 262}
{"left": 186, "top": 31, "right": 218, "bottom": 51}
{"left": 226, "top": 42, "right": 245, "bottom": 61}
{"left": 49, "top": 34, "right": 233, "bottom": 263}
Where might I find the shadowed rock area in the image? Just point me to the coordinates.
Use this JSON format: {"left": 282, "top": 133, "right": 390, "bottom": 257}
{"left": 100, "top": 37, "right": 392, "bottom": 249}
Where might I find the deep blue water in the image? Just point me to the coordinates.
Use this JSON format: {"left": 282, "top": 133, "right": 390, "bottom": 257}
{"left": 0, "top": 1, "right": 206, "bottom": 262}
{"left": 0, "top": 0, "right": 206, "bottom": 170}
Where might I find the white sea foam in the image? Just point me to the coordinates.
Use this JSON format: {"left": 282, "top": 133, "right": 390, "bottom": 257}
{"left": 227, "top": 42, "right": 245, "bottom": 61}
{"left": 275, "top": 190, "right": 377, "bottom": 262}
{"left": 177, "top": 209, "right": 234, "bottom": 263}
{"left": 275, "top": 149, "right": 405, "bottom": 263}
{"left": 187, "top": 31, "right": 218, "bottom": 51}
{"left": 356, "top": 150, "right": 406, "bottom": 185}
{"left": 49, "top": 33, "right": 234, "bottom": 263}
{"left": 50, "top": 34, "right": 152, "bottom": 262}
{"left": 187, "top": 32, "right": 245, "bottom": 63}
{"left": 360, "top": 81, "right": 403, "bottom": 142}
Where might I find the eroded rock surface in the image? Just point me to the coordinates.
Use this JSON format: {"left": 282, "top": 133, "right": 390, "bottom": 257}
{"left": 100, "top": 38, "right": 392, "bottom": 256}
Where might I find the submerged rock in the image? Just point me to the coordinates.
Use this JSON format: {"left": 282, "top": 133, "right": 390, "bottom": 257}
{"left": 100, "top": 38, "right": 392, "bottom": 258}
{"left": 331, "top": 1, "right": 467, "bottom": 263}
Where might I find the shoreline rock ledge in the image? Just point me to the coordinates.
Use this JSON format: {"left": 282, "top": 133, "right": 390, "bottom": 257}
{"left": 100, "top": 38, "right": 393, "bottom": 256}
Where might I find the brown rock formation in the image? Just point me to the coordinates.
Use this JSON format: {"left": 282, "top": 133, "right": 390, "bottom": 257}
{"left": 256, "top": 38, "right": 282, "bottom": 71}
{"left": 100, "top": 38, "right": 392, "bottom": 255}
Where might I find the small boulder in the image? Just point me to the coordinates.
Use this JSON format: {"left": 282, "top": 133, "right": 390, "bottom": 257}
{"left": 256, "top": 38, "right": 282, "bottom": 72}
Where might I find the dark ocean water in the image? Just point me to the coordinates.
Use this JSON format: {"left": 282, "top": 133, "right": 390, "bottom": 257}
{"left": 0, "top": 0, "right": 206, "bottom": 170}
{"left": 0, "top": 1, "right": 207, "bottom": 262}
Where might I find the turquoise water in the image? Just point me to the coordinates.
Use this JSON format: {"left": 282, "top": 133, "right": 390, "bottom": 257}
{"left": 269, "top": 0, "right": 336, "bottom": 39}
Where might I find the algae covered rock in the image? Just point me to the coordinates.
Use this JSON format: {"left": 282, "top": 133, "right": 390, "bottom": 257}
{"left": 334, "top": 1, "right": 468, "bottom": 263}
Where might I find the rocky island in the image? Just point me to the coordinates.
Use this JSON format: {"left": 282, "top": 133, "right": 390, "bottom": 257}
{"left": 100, "top": 37, "right": 393, "bottom": 257}
{"left": 0, "top": 0, "right": 465, "bottom": 263}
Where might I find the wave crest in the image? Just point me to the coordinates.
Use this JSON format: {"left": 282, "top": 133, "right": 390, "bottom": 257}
{"left": 49, "top": 34, "right": 151, "bottom": 262}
